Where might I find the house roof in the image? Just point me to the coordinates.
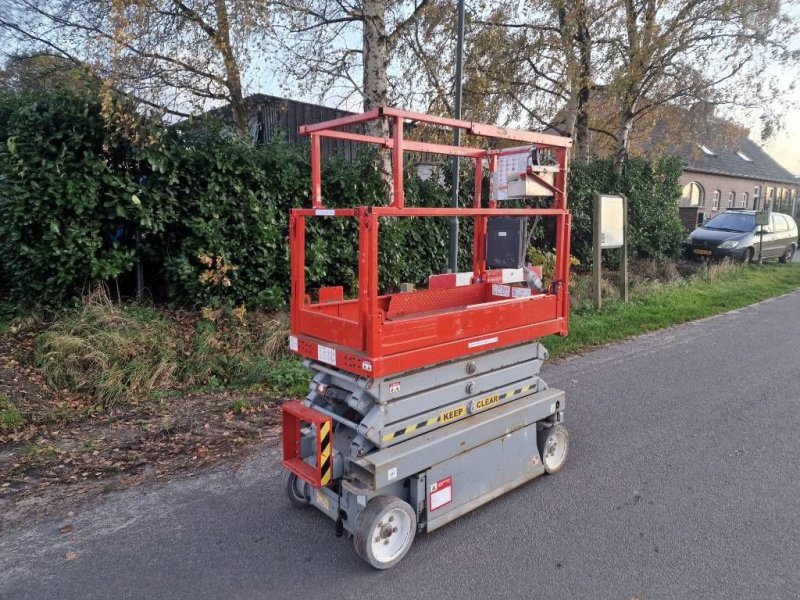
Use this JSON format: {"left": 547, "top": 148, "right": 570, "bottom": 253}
{"left": 678, "top": 137, "right": 797, "bottom": 185}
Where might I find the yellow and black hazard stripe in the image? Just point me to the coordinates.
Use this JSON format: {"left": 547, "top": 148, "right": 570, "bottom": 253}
{"left": 501, "top": 383, "right": 533, "bottom": 400}
{"left": 318, "top": 420, "right": 333, "bottom": 486}
{"left": 380, "top": 383, "right": 537, "bottom": 444}
{"left": 381, "top": 415, "right": 440, "bottom": 443}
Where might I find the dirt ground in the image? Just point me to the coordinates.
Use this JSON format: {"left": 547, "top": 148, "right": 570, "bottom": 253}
{"left": 0, "top": 329, "right": 285, "bottom": 530}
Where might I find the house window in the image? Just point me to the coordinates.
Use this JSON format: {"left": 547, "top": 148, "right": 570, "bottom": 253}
{"left": 699, "top": 144, "right": 716, "bottom": 156}
{"left": 681, "top": 182, "right": 705, "bottom": 207}
{"left": 753, "top": 186, "right": 761, "bottom": 209}
{"left": 766, "top": 187, "right": 775, "bottom": 210}
{"left": 740, "top": 193, "right": 748, "bottom": 208}
{"left": 727, "top": 192, "right": 735, "bottom": 208}
{"left": 712, "top": 190, "right": 720, "bottom": 210}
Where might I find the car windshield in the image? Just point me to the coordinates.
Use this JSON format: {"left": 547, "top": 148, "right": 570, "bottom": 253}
{"left": 703, "top": 212, "right": 755, "bottom": 232}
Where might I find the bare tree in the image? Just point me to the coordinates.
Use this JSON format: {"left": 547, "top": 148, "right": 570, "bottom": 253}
{"left": 271, "top": 1, "right": 430, "bottom": 130}
{"left": 0, "top": 0, "right": 273, "bottom": 134}
{"left": 271, "top": 0, "right": 430, "bottom": 189}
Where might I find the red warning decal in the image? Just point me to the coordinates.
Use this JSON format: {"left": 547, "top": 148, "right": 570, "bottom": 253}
{"left": 429, "top": 476, "right": 453, "bottom": 511}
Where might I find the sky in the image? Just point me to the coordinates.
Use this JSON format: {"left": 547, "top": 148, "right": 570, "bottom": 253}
{"left": 762, "top": 115, "right": 800, "bottom": 174}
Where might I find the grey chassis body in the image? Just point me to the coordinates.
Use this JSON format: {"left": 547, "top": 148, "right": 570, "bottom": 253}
{"left": 290, "top": 340, "right": 565, "bottom": 537}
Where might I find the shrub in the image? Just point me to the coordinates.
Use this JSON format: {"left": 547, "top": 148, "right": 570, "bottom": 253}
{"left": 0, "top": 88, "right": 687, "bottom": 308}
{"left": 568, "top": 156, "right": 686, "bottom": 265}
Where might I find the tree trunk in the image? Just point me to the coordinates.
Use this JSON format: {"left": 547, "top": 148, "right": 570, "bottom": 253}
{"left": 574, "top": 84, "right": 590, "bottom": 160}
{"left": 613, "top": 108, "right": 634, "bottom": 173}
{"left": 214, "top": 0, "right": 247, "bottom": 136}
{"left": 574, "top": 4, "right": 592, "bottom": 162}
{"left": 362, "top": 0, "right": 392, "bottom": 193}
{"left": 557, "top": 0, "right": 592, "bottom": 161}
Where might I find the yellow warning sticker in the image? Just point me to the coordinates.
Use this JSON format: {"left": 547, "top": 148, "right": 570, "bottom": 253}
{"left": 439, "top": 405, "right": 466, "bottom": 424}
{"left": 475, "top": 394, "right": 500, "bottom": 411}
{"left": 315, "top": 490, "right": 330, "bottom": 511}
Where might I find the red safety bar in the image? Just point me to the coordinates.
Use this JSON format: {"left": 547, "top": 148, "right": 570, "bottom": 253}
{"left": 282, "top": 401, "right": 333, "bottom": 488}
{"left": 289, "top": 106, "right": 573, "bottom": 379}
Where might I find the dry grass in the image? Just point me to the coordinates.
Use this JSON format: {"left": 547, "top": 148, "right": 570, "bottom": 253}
{"left": 35, "top": 288, "right": 178, "bottom": 407}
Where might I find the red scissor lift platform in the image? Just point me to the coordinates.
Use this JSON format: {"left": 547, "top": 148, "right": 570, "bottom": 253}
{"left": 282, "top": 107, "right": 574, "bottom": 570}
{"left": 289, "top": 106, "right": 573, "bottom": 377}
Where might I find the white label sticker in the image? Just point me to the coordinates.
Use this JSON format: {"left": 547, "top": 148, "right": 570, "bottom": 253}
{"left": 498, "top": 231, "right": 507, "bottom": 237}
{"left": 492, "top": 283, "right": 511, "bottom": 297}
{"left": 361, "top": 361, "right": 372, "bottom": 372}
{"left": 387, "top": 467, "right": 398, "bottom": 481}
{"left": 512, "top": 287, "right": 532, "bottom": 298}
{"left": 430, "top": 476, "right": 453, "bottom": 511}
{"left": 288, "top": 335, "right": 298, "bottom": 351}
{"left": 315, "top": 209, "right": 335, "bottom": 216}
{"left": 550, "top": 402, "right": 557, "bottom": 414}
{"left": 357, "top": 495, "right": 366, "bottom": 507}
{"left": 468, "top": 336, "right": 499, "bottom": 349}
{"left": 317, "top": 344, "right": 336, "bottom": 365}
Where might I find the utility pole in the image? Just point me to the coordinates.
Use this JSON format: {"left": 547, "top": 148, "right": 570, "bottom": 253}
{"left": 448, "top": 0, "right": 465, "bottom": 272}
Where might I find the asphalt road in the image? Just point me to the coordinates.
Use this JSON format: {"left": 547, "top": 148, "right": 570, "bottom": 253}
{"left": 3, "top": 291, "right": 800, "bottom": 600}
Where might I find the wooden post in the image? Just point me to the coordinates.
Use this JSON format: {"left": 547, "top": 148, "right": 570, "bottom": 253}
{"left": 620, "top": 194, "right": 629, "bottom": 303}
{"left": 593, "top": 193, "right": 602, "bottom": 310}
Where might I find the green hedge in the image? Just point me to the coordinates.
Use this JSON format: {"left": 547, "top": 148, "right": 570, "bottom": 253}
{"left": 0, "top": 89, "right": 685, "bottom": 308}
{"left": 568, "top": 156, "right": 687, "bottom": 264}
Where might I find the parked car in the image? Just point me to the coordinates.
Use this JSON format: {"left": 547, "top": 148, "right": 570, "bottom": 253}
{"left": 685, "top": 210, "right": 798, "bottom": 264}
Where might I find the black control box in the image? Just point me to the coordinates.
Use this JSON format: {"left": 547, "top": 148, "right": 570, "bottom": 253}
{"left": 486, "top": 217, "right": 527, "bottom": 269}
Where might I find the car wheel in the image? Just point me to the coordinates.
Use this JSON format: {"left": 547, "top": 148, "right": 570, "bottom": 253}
{"left": 779, "top": 244, "right": 795, "bottom": 263}
{"left": 742, "top": 247, "right": 754, "bottom": 264}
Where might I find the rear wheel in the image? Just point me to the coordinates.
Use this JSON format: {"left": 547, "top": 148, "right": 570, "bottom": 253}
{"left": 281, "top": 470, "right": 310, "bottom": 508}
{"left": 779, "top": 244, "right": 795, "bottom": 263}
{"left": 353, "top": 496, "right": 416, "bottom": 569}
{"left": 539, "top": 425, "right": 569, "bottom": 474}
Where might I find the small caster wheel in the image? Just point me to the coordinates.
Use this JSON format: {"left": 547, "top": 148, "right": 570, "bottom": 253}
{"left": 539, "top": 424, "right": 569, "bottom": 474}
{"left": 281, "top": 470, "right": 310, "bottom": 508}
{"left": 353, "top": 496, "right": 416, "bottom": 569}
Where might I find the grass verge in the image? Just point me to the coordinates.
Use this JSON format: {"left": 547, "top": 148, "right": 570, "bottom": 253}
{"left": 545, "top": 262, "right": 800, "bottom": 358}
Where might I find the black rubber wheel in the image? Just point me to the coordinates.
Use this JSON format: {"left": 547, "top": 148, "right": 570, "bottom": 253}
{"left": 538, "top": 424, "right": 569, "bottom": 474}
{"left": 353, "top": 496, "right": 416, "bottom": 569}
{"left": 742, "top": 247, "right": 755, "bottom": 264}
{"left": 281, "top": 470, "right": 310, "bottom": 508}
{"left": 779, "top": 244, "right": 795, "bottom": 263}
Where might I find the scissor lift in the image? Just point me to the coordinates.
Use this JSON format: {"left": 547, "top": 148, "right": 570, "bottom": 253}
{"left": 281, "top": 106, "right": 573, "bottom": 569}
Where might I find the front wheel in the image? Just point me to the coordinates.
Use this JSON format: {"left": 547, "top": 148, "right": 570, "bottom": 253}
{"left": 281, "top": 470, "right": 310, "bottom": 508}
{"left": 538, "top": 425, "right": 569, "bottom": 474}
{"left": 353, "top": 496, "right": 416, "bottom": 569}
{"left": 779, "top": 244, "right": 795, "bottom": 263}
{"left": 742, "top": 247, "right": 755, "bottom": 264}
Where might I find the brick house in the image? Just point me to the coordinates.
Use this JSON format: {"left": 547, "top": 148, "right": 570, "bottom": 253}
{"left": 676, "top": 138, "right": 798, "bottom": 230}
